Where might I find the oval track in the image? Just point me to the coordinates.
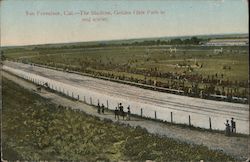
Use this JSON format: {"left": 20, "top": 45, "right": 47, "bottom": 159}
{"left": 3, "top": 61, "right": 249, "bottom": 134}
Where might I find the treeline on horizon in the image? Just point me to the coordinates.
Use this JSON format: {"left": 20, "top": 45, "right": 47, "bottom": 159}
{"left": 31, "top": 37, "right": 204, "bottom": 50}
{"left": 124, "top": 37, "right": 202, "bottom": 46}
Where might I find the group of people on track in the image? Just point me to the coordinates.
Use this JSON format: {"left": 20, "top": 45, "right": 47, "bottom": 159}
{"left": 114, "top": 103, "right": 131, "bottom": 121}
{"left": 224, "top": 118, "right": 236, "bottom": 136}
{"left": 96, "top": 102, "right": 131, "bottom": 121}
{"left": 97, "top": 102, "right": 237, "bottom": 136}
{"left": 97, "top": 103, "right": 105, "bottom": 114}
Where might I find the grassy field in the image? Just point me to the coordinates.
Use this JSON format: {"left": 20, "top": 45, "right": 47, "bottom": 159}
{"left": 1, "top": 77, "right": 235, "bottom": 161}
{"left": 4, "top": 45, "right": 249, "bottom": 80}
{"left": 2, "top": 41, "right": 249, "bottom": 100}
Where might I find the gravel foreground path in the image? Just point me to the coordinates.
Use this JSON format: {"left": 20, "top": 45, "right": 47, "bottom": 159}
{"left": 2, "top": 71, "right": 249, "bottom": 160}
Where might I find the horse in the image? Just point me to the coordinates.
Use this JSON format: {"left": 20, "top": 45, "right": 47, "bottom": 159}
{"left": 119, "top": 109, "right": 126, "bottom": 120}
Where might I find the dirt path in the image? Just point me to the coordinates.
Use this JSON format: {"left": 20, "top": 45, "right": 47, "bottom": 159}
{"left": 2, "top": 71, "right": 249, "bottom": 160}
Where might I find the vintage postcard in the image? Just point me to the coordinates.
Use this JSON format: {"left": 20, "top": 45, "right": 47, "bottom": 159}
{"left": 0, "top": 0, "right": 249, "bottom": 161}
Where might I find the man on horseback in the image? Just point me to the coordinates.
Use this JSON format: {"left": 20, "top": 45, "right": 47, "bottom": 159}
{"left": 118, "top": 103, "right": 125, "bottom": 120}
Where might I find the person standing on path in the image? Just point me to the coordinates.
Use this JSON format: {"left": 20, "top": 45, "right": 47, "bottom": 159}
{"left": 127, "top": 105, "right": 131, "bottom": 120}
{"left": 224, "top": 120, "right": 230, "bottom": 136}
{"left": 115, "top": 107, "right": 119, "bottom": 120}
{"left": 231, "top": 118, "right": 236, "bottom": 133}
{"left": 101, "top": 104, "right": 105, "bottom": 114}
{"left": 97, "top": 103, "right": 101, "bottom": 114}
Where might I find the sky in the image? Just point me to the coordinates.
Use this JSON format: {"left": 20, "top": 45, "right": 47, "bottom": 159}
{"left": 0, "top": 0, "right": 249, "bottom": 46}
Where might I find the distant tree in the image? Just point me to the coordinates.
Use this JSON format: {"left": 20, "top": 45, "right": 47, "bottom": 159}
{"left": 170, "top": 38, "right": 182, "bottom": 45}
{"left": 190, "top": 37, "right": 200, "bottom": 44}
{"left": 0, "top": 51, "right": 6, "bottom": 61}
{"left": 156, "top": 40, "right": 161, "bottom": 45}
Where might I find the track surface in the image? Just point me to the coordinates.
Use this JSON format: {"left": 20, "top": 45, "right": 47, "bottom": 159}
{"left": 3, "top": 61, "right": 249, "bottom": 134}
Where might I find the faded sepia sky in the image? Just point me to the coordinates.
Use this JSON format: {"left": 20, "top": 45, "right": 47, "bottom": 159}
{"left": 0, "top": 0, "right": 248, "bottom": 46}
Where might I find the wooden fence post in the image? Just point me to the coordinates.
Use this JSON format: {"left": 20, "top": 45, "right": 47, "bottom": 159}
{"left": 189, "top": 115, "right": 191, "bottom": 126}
{"left": 78, "top": 95, "right": 79, "bottom": 100}
{"left": 106, "top": 100, "right": 109, "bottom": 109}
{"left": 141, "top": 108, "right": 143, "bottom": 117}
{"left": 154, "top": 111, "right": 157, "bottom": 119}
{"left": 209, "top": 117, "right": 212, "bottom": 130}
{"left": 171, "top": 112, "right": 173, "bottom": 123}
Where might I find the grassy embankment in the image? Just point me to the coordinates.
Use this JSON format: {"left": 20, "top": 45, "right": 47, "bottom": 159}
{"left": 1, "top": 77, "right": 235, "bottom": 161}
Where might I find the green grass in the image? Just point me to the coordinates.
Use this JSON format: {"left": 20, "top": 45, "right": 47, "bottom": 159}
{"left": 1, "top": 77, "right": 235, "bottom": 161}
{"left": 4, "top": 45, "right": 249, "bottom": 81}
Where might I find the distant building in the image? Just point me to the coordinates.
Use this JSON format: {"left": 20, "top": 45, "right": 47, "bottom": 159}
{"left": 169, "top": 47, "right": 177, "bottom": 53}
{"left": 214, "top": 48, "right": 223, "bottom": 54}
{"left": 205, "top": 38, "right": 249, "bottom": 46}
